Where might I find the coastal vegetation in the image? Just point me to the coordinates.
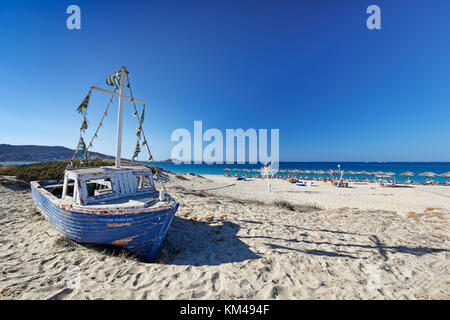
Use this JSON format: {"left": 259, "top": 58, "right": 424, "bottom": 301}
{"left": 0, "top": 159, "right": 114, "bottom": 182}
{"left": 0, "top": 159, "right": 164, "bottom": 183}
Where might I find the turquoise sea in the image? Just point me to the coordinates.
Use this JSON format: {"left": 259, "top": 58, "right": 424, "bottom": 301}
{"left": 149, "top": 161, "right": 450, "bottom": 184}
{"left": 2, "top": 161, "right": 450, "bottom": 183}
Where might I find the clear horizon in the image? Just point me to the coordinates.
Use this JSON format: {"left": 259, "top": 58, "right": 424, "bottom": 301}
{"left": 1, "top": 1, "right": 449, "bottom": 162}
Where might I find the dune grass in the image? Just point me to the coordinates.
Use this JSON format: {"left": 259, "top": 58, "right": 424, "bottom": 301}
{"left": 170, "top": 185, "right": 322, "bottom": 213}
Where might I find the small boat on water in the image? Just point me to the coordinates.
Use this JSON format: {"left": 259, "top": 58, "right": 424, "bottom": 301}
{"left": 31, "top": 66, "right": 179, "bottom": 261}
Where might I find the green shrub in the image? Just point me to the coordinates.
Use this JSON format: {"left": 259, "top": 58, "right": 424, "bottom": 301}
{"left": 0, "top": 159, "right": 114, "bottom": 182}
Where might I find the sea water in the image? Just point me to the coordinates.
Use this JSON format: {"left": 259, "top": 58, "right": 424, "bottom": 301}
{"left": 149, "top": 161, "right": 450, "bottom": 183}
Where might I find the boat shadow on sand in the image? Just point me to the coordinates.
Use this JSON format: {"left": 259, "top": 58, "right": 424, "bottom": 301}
{"left": 82, "top": 216, "right": 260, "bottom": 266}
{"left": 157, "top": 217, "right": 261, "bottom": 266}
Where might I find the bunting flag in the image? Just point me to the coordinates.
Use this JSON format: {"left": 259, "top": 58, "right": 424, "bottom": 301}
{"left": 136, "top": 127, "right": 142, "bottom": 139}
{"left": 80, "top": 116, "right": 88, "bottom": 132}
{"left": 77, "top": 92, "right": 91, "bottom": 114}
{"left": 76, "top": 137, "right": 87, "bottom": 156}
{"left": 132, "top": 139, "right": 141, "bottom": 160}
{"left": 140, "top": 105, "right": 145, "bottom": 124}
{"left": 106, "top": 71, "right": 121, "bottom": 89}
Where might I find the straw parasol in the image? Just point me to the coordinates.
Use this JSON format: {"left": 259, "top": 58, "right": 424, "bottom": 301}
{"left": 419, "top": 171, "right": 436, "bottom": 183}
{"left": 399, "top": 171, "right": 415, "bottom": 182}
{"left": 231, "top": 168, "right": 239, "bottom": 175}
{"left": 344, "top": 171, "right": 356, "bottom": 180}
{"left": 358, "top": 171, "right": 372, "bottom": 181}
{"left": 285, "top": 169, "right": 295, "bottom": 177}
{"left": 438, "top": 172, "right": 450, "bottom": 184}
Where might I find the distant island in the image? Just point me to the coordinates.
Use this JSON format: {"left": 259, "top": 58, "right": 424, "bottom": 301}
{"left": 0, "top": 144, "right": 115, "bottom": 162}
{"left": 158, "top": 158, "right": 180, "bottom": 162}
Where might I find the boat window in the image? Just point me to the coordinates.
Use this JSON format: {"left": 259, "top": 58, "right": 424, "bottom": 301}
{"left": 136, "top": 174, "right": 152, "bottom": 189}
{"left": 46, "top": 183, "right": 65, "bottom": 198}
{"left": 65, "top": 179, "right": 75, "bottom": 198}
{"left": 85, "top": 178, "right": 114, "bottom": 197}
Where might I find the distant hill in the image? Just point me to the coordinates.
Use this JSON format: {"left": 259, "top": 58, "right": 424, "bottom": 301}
{"left": 0, "top": 144, "right": 115, "bottom": 162}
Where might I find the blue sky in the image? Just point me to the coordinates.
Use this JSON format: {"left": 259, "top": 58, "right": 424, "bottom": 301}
{"left": 0, "top": 0, "right": 449, "bottom": 162}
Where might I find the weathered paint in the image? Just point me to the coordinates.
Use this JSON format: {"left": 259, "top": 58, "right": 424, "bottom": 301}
{"left": 63, "top": 166, "right": 156, "bottom": 206}
{"left": 30, "top": 180, "right": 178, "bottom": 261}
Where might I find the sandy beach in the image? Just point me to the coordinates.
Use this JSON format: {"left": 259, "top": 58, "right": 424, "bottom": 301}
{"left": 0, "top": 172, "right": 449, "bottom": 300}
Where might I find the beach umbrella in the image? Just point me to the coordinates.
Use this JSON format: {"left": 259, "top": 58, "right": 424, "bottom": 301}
{"left": 399, "top": 171, "right": 415, "bottom": 182}
{"left": 315, "top": 170, "right": 326, "bottom": 179}
{"left": 344, "top": 171, "right": 355, "bottom": 180}
{"left": 358, "top": 171, "right": 371, "bottom": 181}
{"left": 302, "top": 170, "right": 312, "bottom": 179}
{"left": 285, "top": 169, "right": 295, "bottom": 177}
{"left": 419, "top": 172, "right": 436, "bottom": 183}
{"left": 231, "top": 168, "right": 239, "bottom": 175}
{"left": 372, "top": 171, "right": 385, "bottom": 181}
{"left": 383, "top": 172, "right": 397, "bottom": 182}
{"left": 438, "top": 172, "right": 450, "bottom": 184}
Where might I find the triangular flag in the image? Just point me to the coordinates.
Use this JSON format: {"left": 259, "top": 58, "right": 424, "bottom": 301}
{"left": 77, "top": 92, "right": 91, "bottom": 114}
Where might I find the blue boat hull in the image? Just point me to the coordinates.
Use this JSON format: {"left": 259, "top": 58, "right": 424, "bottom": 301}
{"left": 31, "top": 183, "right": 179, "bottom": 261}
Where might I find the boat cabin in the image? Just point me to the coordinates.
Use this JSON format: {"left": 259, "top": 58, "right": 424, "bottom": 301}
{"left": 60, "top": 166, "right": 156, "bottom": 206}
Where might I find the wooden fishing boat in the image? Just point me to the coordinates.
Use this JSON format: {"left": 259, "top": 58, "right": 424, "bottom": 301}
{"left": 30, "top": 66, "right": 179, "bottom": 261}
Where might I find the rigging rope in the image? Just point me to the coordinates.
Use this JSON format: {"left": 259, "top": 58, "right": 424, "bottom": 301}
{"left": 125, "top": 74, "right": 168, "bottom": 197}
{"left": 52, "top": 72, "right": 169, "bottom": 199}
{"left": 50, "top": 89, "right": 116, "bottom": 194}
{"left": 85, "top": 88, "right": 116, "bottom": 154}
